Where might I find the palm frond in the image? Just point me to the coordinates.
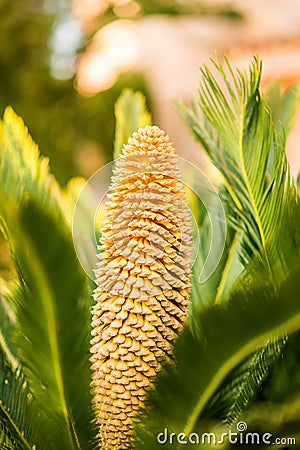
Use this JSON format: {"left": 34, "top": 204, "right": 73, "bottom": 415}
{"left": 204, "top": 203, "right": 300, "bottom": 427}
{"left": 0, "top": 284, "right": 18, "bottom": 367}
{"left": 0, "top": 107, "right": 95, "bottom": 448}
{"left": 177, "top": 55, "right": 296, "bottom": 271}
{"left": 134, "top": 263, "right": 300, "bottom": 449}
{"left": 177, "top": 55, "right": 299, "bottom": 428}
{"left": 0, "top": 289, "right": 58, "bottom": 450}
{"left": 0, "top": 191, "right": 93, "bottom": 449}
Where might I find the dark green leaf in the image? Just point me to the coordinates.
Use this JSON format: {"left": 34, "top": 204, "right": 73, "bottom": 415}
{"left": 0, "top": 191, "right": 93, "bottom": 449}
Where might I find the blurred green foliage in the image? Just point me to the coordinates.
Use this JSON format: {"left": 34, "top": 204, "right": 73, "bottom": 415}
{"left": 0, "top": 0, "right": 148, "bottom": 185}
{"left": 0, "top": 0, "right": 242, "bottom": 186}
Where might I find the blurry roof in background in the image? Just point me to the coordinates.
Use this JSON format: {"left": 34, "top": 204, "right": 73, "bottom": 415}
{"left": 73, "top": 0, "right": 300, "bottom": 94}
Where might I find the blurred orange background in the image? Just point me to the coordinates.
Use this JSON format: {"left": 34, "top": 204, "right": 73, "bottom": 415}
{"left": 1, "top": 0, "right": 300, "bottom": 180}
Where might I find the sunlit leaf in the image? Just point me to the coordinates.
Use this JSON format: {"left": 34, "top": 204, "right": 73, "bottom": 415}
{"left": 0, "top": 107, "right": 66, "bottom": 218}
{"left": 177, "top": 55, "right": 296, "bottom": 271}
{"left": 113, "top": 89, "right": 151, "bottom": 160}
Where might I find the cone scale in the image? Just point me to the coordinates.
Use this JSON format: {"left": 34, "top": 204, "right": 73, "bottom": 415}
{"left": 90, "top": 126, "right": 192, "bottom": 449}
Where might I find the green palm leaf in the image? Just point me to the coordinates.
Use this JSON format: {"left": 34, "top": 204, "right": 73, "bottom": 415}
{"left": 177, "top": 55, "right": 299, "bottom": 429}
{"left": 177, "top": 55, "right": 296, "bottom": 270}
{"left": 0, "top": 413, "right": 29, "bottom": 450}
{"left": 0, "top": 192, "right": 93, "bottom": 449}
{"left": 0, "top": 107, "right": 65, "bottom": 217}
{"left": 0, "top": 283, "right": 18, "bottom": 367}
{"left": 0, "top": 107, "right": 95, "bottom": 448}
{"left": 204, "top": 337, "right": 284, "bottom": 424}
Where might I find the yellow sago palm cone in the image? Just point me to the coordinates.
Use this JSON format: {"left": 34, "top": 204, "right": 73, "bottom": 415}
{"left": 90, "top": 125, "right": 192, "bottom": 449}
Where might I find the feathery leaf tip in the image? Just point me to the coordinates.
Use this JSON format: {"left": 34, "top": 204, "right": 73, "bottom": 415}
{"left": 90, "top": 125, "right": 192, "bottom": 449}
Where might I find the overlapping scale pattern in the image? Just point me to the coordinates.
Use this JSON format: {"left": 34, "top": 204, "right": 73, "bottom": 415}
{"left": 90, "top": 126, "right": 192, "bottom": 449}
